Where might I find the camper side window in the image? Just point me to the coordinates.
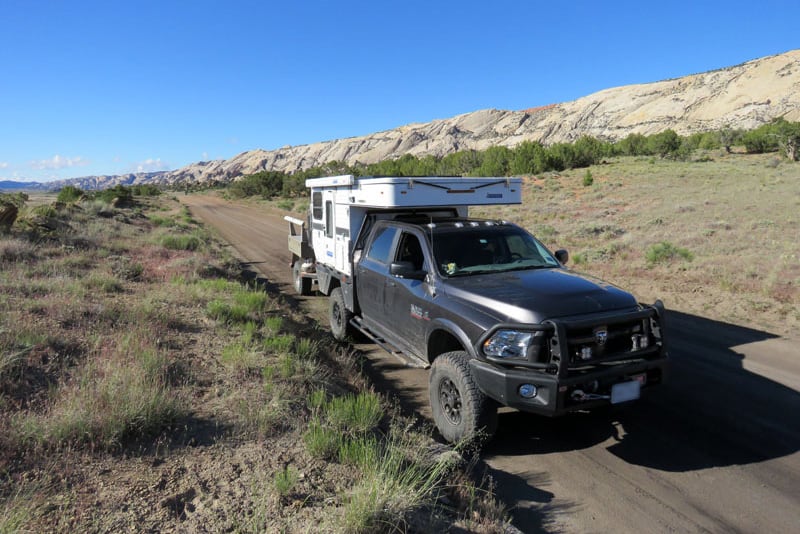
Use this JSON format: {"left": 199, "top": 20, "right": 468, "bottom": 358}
{"left": 312, "top": 192, "right": 323, "bottom": 220}
{"left": 325, "top": 201, "right": 333, "bottom": 238}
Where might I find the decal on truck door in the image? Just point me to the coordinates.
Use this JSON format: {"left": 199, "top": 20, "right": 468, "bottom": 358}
{"left": 410, "top": 304, "right": 430, "bottom": 321}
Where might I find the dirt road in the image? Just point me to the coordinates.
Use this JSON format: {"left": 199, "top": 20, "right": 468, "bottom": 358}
{"left": 183, "top": 194, "right": 800, "bottom": 533}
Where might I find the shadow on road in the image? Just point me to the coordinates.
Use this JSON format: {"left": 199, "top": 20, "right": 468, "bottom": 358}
{"left": 484, "top": 311, "right": 798, "bottom": 472}
{"left": 480, "top": 311, "right": 798, "bottom": 532}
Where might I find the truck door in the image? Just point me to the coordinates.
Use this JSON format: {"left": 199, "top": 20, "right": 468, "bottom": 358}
{"left": 384, "top": 231, "right": 432, "bottom": 359}
{"left": 355, "top": 225, "right": 399, "bottom": 332}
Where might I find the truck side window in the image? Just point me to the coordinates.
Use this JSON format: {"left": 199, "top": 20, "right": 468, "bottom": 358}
{"left": 396, "top": 233, "right": 424, "bottom": 271}
{"left": 366, "top": 227, "right": 398, "bottom": 264}
{"left": 312, "top": 192, "right": 323, "bottom": 220}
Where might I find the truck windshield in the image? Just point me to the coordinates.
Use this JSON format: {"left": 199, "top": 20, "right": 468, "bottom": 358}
{"left": 430, "top": 225, "right": 560, "bottom": 277}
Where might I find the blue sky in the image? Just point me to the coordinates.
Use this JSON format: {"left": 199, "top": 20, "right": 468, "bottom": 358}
{"left": 2, "top": 1, "right": 798, "bottom": 182}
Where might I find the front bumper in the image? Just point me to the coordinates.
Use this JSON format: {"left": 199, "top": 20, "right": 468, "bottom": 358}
{"left": 470, "top": 354, "right": 668, "bottom": 415}
{"left": 470, "top": 302, "right": 669, "bottom": 415}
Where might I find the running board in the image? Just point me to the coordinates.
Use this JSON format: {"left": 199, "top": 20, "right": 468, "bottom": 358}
{"left": 350, "top": 317, "right": 430, "bottom": 369}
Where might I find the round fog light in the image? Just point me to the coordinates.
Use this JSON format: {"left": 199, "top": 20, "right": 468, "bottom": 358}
{"left": 518, "top": 384, "right": 538, "bottom": 399}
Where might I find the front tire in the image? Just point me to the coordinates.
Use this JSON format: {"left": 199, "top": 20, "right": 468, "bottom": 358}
{"left": 429, "top": 351, "right": 498, "bottom": 443}
{"left": 328, "top": 287, "right": 352, "bottom": 341}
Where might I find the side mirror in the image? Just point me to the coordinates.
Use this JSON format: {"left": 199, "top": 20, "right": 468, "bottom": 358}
{"left": 555, "top": 249, "right": 569, "bottom": 265}
{"left": 390, "top": 261, "right": 427, "bottom": 281}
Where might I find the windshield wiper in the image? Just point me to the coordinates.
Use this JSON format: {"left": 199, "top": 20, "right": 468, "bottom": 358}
{"left": 496, "top": 264, "right": 553, "bottom": 273}
{"left": 448, "top": 268, "right": 496, "bottom": 277}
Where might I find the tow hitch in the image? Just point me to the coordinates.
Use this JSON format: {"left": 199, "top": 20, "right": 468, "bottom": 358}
{"left": 571, "top": 390, "right": 610, "bottom": 402}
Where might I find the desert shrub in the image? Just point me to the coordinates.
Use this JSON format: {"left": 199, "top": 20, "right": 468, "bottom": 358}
{"left": 228, "top": 171, "right": 285, "bottom": 199}
{"left": 0, "top": 238, "right": 37, "bottom": 263}
{"left": 474, "top": 146, "right": 512, "bottom": 176}
{"left": 57, "top": 186, "right": 84, "bottom": 203}
{"left": 95, "top": 185, "right": 134, "bottom": 205}
{"left": 0, "top": 192, "right": 28, "bottom": 208}
{"left": 275, "top": 199, "right": 294, "bottom": 211}
{"left": 583, "top": 169, "right": 594, "bottom": 187}
{"left": 615, "top": 133, "right": 649, "bottom": 156}
{"left": 510, "top": 140, "right": 548, "bottom": 175}
{"left": 572, "top": 135, "right": 610, "bottom": 167}
{"left": 645, "top": 241, "right": 693, "bottom": 265}
{"left": 647, "top": 130, "right": 682, "bottom": 157}
{"left": 130, "top": 184, "right": 161, "bottom": 196}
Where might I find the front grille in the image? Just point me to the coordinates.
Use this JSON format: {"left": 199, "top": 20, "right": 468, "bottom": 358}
{"left": 565, "top": 318, "right": 651, "bottom": 366}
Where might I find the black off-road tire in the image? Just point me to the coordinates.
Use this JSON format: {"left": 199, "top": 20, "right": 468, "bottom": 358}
{"left": 293, "top": 261, "right": 312, "bottom": 295}
{"left": 429, "top": 351, "right": 498, "bottom": 443}
{"left": 329, "top": 287, "right": 352, "bottom": 341}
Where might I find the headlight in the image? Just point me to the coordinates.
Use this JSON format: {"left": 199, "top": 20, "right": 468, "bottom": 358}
{"left": 483, "top": 330, "right": 534, "bottom": 359}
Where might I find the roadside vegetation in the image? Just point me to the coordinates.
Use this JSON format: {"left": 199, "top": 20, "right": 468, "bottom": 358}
{"left": 0, "top": 189, "right": 508, "bottom": 532}
{"left": 216, "top": 121, "right": 798, "bottom": 336}
{"left": 472, "top": 152, "right": 799, "bottom": 335}
{"left": 223, "top": 119, "right": 800, "bottom": 201}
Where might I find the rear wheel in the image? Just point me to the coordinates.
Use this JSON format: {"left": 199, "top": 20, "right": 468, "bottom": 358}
{"left": 293, "top": 261, "right": 312, "bottom": 295}
{"left": 329, "top": 287, "right": 352, "bottom": 341}
{"left": 429, "top": 351, "right": 498, "bottom": 443}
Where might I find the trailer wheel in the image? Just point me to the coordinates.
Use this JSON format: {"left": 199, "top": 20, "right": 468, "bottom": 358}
{"left": 329, "top": 287, "right": 352, "bottom": 341}
{"left": 293, "top": 261, "right": 312, "bottom": 295}
{"left": 430, "top": 351, "right": 497, "bottom": 443}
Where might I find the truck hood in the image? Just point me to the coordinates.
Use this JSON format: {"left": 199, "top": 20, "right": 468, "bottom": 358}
{"left": 442, "top": 268, "right": 638, "bottom": 324}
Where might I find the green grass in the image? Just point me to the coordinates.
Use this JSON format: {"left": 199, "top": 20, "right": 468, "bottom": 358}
{"left": 645, "top": 241, "right": 694, "bottom": 266}
{"left": 262, "top": 333, "right": 295, "bottom": 354}
{"left": 147, "top": 214, "right": 177, "bottom": 227}
{"left": 220, "top": 341, "right": 262, "bottom": 371}
{"left": 324, "top": 392, "right": 383, "bottom": 436}
{"left": 83, "top": 273, "right": 125, "bottom": 293}
{"left": 206, "top": 299, "right": 251, "bottom": 324}
{"left": 303, "top": 417, "right": 342, "bottom": 460}
{"left": 273, "top": 465, "right": 298, "bottom": 498}
{"left": 340, "top": 437, "right": 456, "bottom": 534}
{"left": 161, "top": 234, "right": 201, "bottom": 251}
{"left": 0, "top": 486, "right": 38, "bottom": 533}
{"left": 14, "top": 347, "right": 183, "bottom": 450}
{"left": 476, "top": 153, "right": 799, "bottom": 333}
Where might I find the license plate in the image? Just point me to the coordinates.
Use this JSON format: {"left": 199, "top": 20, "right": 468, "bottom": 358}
{"left": 611, "top": 380, "right": 641, "bottom": 404}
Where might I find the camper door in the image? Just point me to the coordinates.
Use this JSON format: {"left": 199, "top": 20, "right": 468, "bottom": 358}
{"left": 310, "top": 189, "right": 350, "bottom": 274}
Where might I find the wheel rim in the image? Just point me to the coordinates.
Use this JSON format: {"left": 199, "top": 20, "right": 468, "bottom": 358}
{"left": 332, "top": 301, "right": 342, "bottom": 328}
{"left": 439, "top": 378, "right": 462, "bottom": 425}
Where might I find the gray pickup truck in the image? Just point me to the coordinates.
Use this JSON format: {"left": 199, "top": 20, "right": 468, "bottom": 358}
{"left": 289, "top": 176, "right": 668, "bottom": 443}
